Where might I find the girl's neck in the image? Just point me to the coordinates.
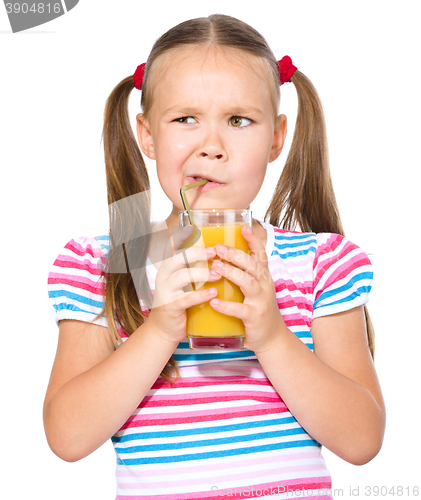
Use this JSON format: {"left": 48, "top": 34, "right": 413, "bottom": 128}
{"left": 164, "top": 206, "right": 182, "bottom": 232}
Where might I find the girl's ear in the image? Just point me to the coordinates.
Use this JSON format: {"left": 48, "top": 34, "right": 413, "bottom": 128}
{"left": 269, "top": 114, "right": 287, "bottom": 163}
{"left": 136, "top": 113, "right": 155, "bottom": 159}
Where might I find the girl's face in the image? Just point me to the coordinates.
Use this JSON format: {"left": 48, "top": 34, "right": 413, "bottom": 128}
{"left": 137, "top": 45, "right": 286, "bottom": 226}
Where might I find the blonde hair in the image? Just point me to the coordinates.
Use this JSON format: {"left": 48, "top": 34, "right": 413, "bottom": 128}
{"left": 100, "top": 14, "right": 374, "bottom": 381}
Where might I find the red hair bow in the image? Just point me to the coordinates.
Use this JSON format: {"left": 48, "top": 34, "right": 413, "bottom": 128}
{"left": 133, "top": 63, "right": 146, "bottom": 90}
{"left": 134, "top": 57, "right": 296, "bottom": 89}
{"left": 278, "top": 56, "right": 297, "bottom": 85}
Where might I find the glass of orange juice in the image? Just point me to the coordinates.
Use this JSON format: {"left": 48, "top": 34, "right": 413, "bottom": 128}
{"left": 179, "top": 209, "right": 252, "bottom": 349}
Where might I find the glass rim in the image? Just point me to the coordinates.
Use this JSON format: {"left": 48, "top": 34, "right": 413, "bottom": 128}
{"left": 179, "top": 208, "right": 251, "bottom": 214}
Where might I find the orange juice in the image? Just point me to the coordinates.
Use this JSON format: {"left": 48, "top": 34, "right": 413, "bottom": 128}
{"left": 182, "top": 223, "right": 250, "bottom": 338}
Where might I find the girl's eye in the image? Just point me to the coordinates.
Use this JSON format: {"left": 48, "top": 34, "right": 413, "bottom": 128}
{"left": 229, "top": 116, "right": 251, "bottom": 128}
{"left": 174, "top": 116, "right": 196, "bottom": 124}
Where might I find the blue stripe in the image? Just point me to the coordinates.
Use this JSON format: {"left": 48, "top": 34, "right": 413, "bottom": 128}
{"left": 48, "top": 290, "right": 103, "bottom": 309}
{"left": 293, "top": 330, "right": 312, "bottom": 339}
{"left": 315, "top": 287, "right": 371, "bottom": 311}
{"left": 273, "top": 238, "right": 317, "bottom": 251}
{"left": 177, "top": 341, "right": 255, "bottom": 353}
{"left": 115, "top": 428, "right": 308, "bottom": 454}
{"left": 95, "top": 235, "right": 109, "bottom": 251}
{"left": 50, "top": 302, "right": 98, "bottom": 316}
{"left": 173, "top": 350, "right": 256, "bottom": 361}
{"left": 272, "top": 247, "right": 317, "bottom": 259}
{"left": 175, "top": 340, "right": 312, "bottom": 357}
{"left": 116, "top": 439, "right": 319, "bottom": 465}
{"left": 112, "top": 416, "right": 298, "bottom": 443}
{"left": 274, "top": 232, "right": 316, "bottom": 241}
{"left": 314, "top": 272, "right": 373, "bottom": 309}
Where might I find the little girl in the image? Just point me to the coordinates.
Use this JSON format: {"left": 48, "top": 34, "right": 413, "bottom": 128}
{"left": 44, "top": 14, "right": 385, "bottom": 500}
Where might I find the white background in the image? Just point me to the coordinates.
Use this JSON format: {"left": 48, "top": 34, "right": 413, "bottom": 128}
{"left": 1, "top": 1, "right": 420, "bottom": 498}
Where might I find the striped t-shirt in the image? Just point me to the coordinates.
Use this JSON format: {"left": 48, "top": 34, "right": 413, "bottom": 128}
{"left": 47, "top": 220, "right": 373, "bottom": 500}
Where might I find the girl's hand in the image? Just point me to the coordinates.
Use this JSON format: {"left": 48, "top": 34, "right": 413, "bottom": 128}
{"left": 209, "top": 224, "right": 285, "bottom": 353}
{"left": 147, "top": 225, "right": 220, "bottom": 345}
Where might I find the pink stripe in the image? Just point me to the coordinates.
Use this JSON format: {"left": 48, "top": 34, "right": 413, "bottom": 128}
{"left": 313, "top": 234, "right": 342, "bottom": 268}
{"left": 138, "top": 391, "right": 281, "bottom": 408}
{"left": 116, "top": 476, "right": 332, "bottom": 500}
{"left": 144, "top": 390, "right": 278, "bottom": 400}
{"left": 118, "top": 464, "right": 328, "bottom": 489}
{"left": 313, "top": 237, "right": 351, "bottom": 290}
{"left": 53, "top": 255, "right": 103, "bottom": 275}
{"left": 273, "top": 227, "right": 303, "bottom": 235}
{"left": 48, "top": 276, "right": 104, "bottom": 296}
{"left": 65, "top": 238, "right": 103, "bottom": 258}
{"left": 282, "top": 313, "right": 311, "bottom": 328}
{"left": 132, "top": 401, "right": 286, "bottom": 420}
{"left": 277, "top": 296, "right": 313, "bottom": 313}
{"left": 120, "top": 404, "right": 288, "bottom": 429}
{"left": 322, "top": 254, "right": 370, "bottom": 292}
{"left": 150, "top": 376, "right": 273, "bottom": 390}
{"left": 138, "top": 395, "right": 280, "bottom": 408}
{"left": 274, "top": 279, "right": 313, "bottom": 295}
{"left": 116, "top": 451, "right": 322, "bottom": 477}
{"left": 49, "top": 271, "right": 102, "bottom": 288}
{"left": 181, "top": 364, "right": 266, "bottom": 375}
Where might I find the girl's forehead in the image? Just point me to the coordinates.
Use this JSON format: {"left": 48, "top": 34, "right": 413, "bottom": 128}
{"left": 147, "top": 44, "right": 277, "bottom": 113}
{"left": 154, "top": 44, "right": 269, "bottom": 81}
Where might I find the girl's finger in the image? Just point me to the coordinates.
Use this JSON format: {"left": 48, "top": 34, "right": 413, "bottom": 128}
{"left": 171, "top": 265, "right": 221, "bottom": 290}
{"left": 209, "top": 296, "right": 247, "bottom": 321}
{"left": 211, "top": 259, "right": 259, "bottom": 297}
{"left": 162, "top": 242, "right": 215, "bottom": 273}
{"left": 214, "top": 244, "right": 266, "bottom": 282}
{"left": 183, "top": 286, "right": 219, "bottom": 310}
{"left": 154, "top": 284, "right": 219, "bottom": 311}
{"left": 241, "top": 224, "right": 269, "bottom": 268}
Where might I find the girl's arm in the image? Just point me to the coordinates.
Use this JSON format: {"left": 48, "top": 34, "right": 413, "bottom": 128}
{"left": 44, "top": 231, "right": 219, "bottom": 462}
{"left": 254, "top": 305, "right": 385, "bottom": 465}
{"left": 43, "top": 317, "right": 180, "bottom": 462}
{"left": 209, "top": 228, "right": 385, "bottom": 465}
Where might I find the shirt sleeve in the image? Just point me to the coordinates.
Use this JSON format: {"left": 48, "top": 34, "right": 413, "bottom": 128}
{"left": 312, "top": 233, "right": 373, "bottom": 319}
{"left": 47, "top": 236, "right": 109, "bottom": 327}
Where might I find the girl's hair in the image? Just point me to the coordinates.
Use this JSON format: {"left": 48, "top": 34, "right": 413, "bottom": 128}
{"left": 101, "top": 14, "right": 375, "bottom": 381}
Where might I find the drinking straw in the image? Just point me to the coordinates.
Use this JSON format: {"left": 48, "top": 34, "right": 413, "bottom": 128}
{"left": 180, "top": 179, "right": 209, "bottom": 226}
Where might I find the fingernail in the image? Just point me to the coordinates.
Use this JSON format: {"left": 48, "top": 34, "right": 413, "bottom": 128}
{"left": 216, "top": 244, "right": 227, "bottom": 253}
{"left": 206, "top": 247, "right": 214, "bottom": 255}
{"left": 208, "top": 288, "right": 217, "bottom": 295}
{"left": 245, "top": 225, "right": 252, "bottom": 234}
{"left": 212, "top": 259, "right": 223, "bottom": 267}
{"left": 210, "top": 269, "right": 219, "bottom": 275}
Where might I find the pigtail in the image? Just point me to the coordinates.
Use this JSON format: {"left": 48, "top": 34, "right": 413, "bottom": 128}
{"left": 101, "top": 76, "right": 179, "bottom": 380}
{"left": 265, "top": 70, "right": 375, "bottom": 359}
{"left": 265, "top": 70, "right": 344, "bottom": 235}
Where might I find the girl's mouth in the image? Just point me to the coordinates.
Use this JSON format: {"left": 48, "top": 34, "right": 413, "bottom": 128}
{"left": 186, "top": 176, "right": 225, "bottom": 191}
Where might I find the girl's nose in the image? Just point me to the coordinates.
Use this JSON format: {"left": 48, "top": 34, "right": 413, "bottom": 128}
{"left": 197, "top": 130, "right": 227, "bottom": 161}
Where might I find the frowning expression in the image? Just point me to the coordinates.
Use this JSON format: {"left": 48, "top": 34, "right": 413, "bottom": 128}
{"left": 137, "top": 45, "right": 286, "bottom": 225}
